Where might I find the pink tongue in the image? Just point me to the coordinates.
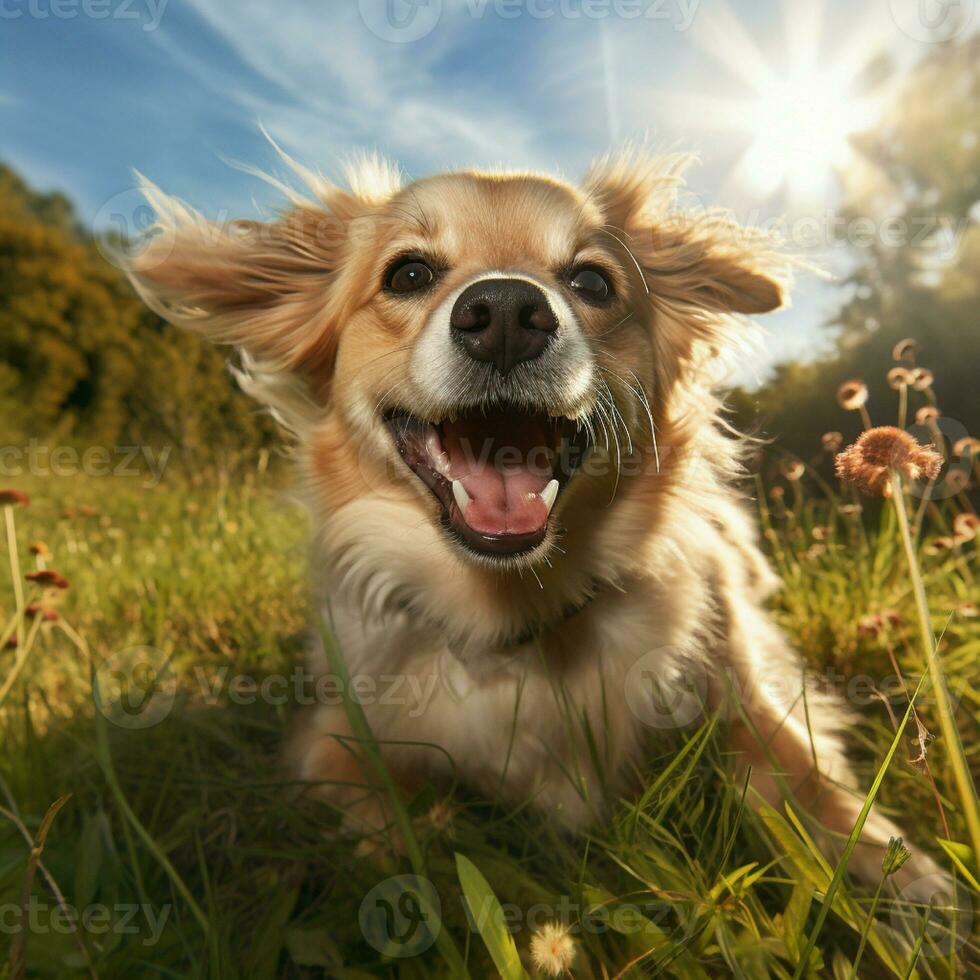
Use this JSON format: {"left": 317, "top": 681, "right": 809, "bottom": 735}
{"left": 442, "top": 412, "right": 553, "bottom": 536}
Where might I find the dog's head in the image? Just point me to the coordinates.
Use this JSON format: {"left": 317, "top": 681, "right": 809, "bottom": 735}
{"left": 128, "top": 151, "right": 784, "bottom": 625}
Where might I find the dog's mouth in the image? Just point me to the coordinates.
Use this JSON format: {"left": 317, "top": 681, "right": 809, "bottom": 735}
{"left": 384, "top": 405, "right": 590, "bottom": 557}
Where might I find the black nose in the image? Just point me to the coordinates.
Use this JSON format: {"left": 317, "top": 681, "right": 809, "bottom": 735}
{"left": 449, "top": 278, "right": 559, "bottom": 375}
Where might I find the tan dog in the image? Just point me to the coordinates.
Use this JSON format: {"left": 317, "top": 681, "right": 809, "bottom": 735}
{"left": 127, "top": 149, "right": 938, "bottom": 889}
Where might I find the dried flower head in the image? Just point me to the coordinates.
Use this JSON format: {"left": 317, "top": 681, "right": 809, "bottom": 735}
{"left": 530, "top": 922, "right": 576, "bottom": 977}
{"left": 781, "top": 460, "right": 805, "bottom": 481}
{"left": 924, "top": 536, "right": 955, "bottom": 556}
{"left": 25, "top": 569, "right": 70, "bottom": 590}
{"left": 835, "top": 427, "right": 943, "bottom": 497}
{"left": 952, "top": 513, "right": 979, "bottom": 542}
{"left": 821, "top": 431, "right": 843, "bottom": 453}
{"left": 910, "top": 367, "right": 934, "bottom": 391}
{"left": 857, "top": 614, "right": 882, "bottom": 638}
{"left": 29, "top": 541, "right": 50, "bottom": 557}
{"left": 958, "top": 602, "right": 978, "bottom": 618}
{"left": 915, "top": 405, "right": 941, "bottom": 424}
{"left": 953, "top": 436, "right": 980, "bottom": 458}
{"left": 892, "top": 338, "right": 918, "bottom": 362}
{"left": 812, "top": 525, "right": 830, "bottom": 541}
{"left": 837, "top": 379, "right": 869, "bottom": 411}
{"left": 0, "top": 489, "right": 30, "bottom": 508}
{"left": 887, "top": 367, "right": 914, "bottom": 390}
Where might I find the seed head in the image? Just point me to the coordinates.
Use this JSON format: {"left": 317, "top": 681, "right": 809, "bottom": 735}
{"left": 530, "top": 922, "right": 576, "bottom": 978}
{"left": 910, "top": 368, "right": 934, "bottom": 391}
{"left": 821, "top": 431, "right": 843, "bottom": 453}
{"left": 29, "top": 541, "right": 50, "bottom": 557}
{"left": 835, "top": 427, "right": 943, "bottom": 497}
{"left": 0, "top": 489, "right": 29, "bottom": 508}
{"left": 915, "top": 406, "right": 941, "bottom": 425}
{"left": 892, "top": 338, "right": 918, "bottom": 362}
{"left": 837, "top": 380, "right": 868, "bottom": 411}
{"left": 953, "top": 437, "right": 980, "bottom": 458}
{"left": 887, "top": 367, "right": 913, "bottom": 390}
{"left": 882, "top": 837, "right": 912, "bottom": 876}
{"left": 25, "top": 569, "right": 70, "bottom": 590}
{"left": 952, "top": 513, "right": 978, "bottom": 542}
{"left": 781, "top": 460, "right": 805, "bottom": 481}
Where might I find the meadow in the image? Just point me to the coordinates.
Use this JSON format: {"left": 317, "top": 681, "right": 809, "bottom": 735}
{"left": 0, "top": 361, "right": 978, "bottom": 979}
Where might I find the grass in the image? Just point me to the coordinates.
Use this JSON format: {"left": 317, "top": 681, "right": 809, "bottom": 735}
{"left": 0, "top": 418, "right": 978, "bottom": 977}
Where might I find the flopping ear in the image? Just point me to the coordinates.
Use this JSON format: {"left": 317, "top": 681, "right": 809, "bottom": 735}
{"left": 124, "top": 153, "right": 402, "bottom": 383}
{"left": 582, "top": 151, "right": 786, "bottom": 317}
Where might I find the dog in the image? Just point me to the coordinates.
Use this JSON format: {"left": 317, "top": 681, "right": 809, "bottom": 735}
{"left": 126, "top": 148, "right": 940, "bottom": 892}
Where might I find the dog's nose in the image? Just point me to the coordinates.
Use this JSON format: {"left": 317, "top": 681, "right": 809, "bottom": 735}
{"left": 449, "top": 278, "right": 558, "bottom": 375}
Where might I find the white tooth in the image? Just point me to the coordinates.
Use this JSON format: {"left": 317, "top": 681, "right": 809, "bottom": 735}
{"left": 540, "top": 479, "right": 559, "bottom": 515}
{"left": 452, "top": 480, "right": 470, "bottom": 514}
{"left": 425, "top": 429, "right": 452, "bottom": 477}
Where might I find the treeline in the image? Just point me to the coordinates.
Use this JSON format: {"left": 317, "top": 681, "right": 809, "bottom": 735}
{"left": 0, "top": 165, "right": 277, "bottom": 476}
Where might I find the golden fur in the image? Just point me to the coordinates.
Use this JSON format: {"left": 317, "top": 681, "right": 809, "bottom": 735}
{"left": 127, "top": 149, "right": 938, "bottom": 889}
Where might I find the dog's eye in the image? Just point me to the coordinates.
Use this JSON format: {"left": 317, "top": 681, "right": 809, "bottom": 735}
{"left": 569, "top": 267, "right": 612, "bottom": 303}
{"left": 386, "top": 259, "right": 435, "bottom": 294}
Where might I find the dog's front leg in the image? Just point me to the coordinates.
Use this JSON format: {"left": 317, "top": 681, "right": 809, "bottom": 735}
{"left": 286, "top": 705, "right": 416, "bottom": 858}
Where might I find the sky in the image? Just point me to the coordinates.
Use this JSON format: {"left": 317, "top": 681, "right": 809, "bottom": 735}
{"left": 1, "top": 0, "right": 967, "bottom": 384}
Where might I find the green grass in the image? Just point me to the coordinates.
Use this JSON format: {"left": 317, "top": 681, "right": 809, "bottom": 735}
{"left": 0, "top": 461, "right": 977, "bottom": 978}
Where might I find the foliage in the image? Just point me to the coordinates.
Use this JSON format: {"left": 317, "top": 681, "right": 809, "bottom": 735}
{"left": 0, "top": 164, "right": 277, "bottom": 474}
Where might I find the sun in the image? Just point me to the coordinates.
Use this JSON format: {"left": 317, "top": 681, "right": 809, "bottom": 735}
{"left": 654, "top": 2, "right": 883, "bottom": 207}
{"left": 732, "top": 65, "right": 876, "bottom": 203}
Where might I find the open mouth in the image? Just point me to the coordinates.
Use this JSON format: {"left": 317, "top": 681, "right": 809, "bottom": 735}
{"left": 384, "top": 405, "right": 590, "bottom": 557}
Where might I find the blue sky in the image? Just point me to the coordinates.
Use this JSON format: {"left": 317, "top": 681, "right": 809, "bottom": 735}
{"left": 0, "top": 0, "right": 950, "bottom": 382}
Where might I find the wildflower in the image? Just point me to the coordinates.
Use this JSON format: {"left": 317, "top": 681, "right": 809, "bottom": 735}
{"left": 530, "top": 922, "right": 576, "bottom": 978}
{"left": 958, "top": 602, "right": 978, "bottom": 618}
{"left": 882, "top": 837, "right": 912, "bottom": 876}
{"left": 857, "top": 614, "right": 882, "bottom": 638}
{"left": 924, "top": 537, "right": 955, "bottom": 556}
{"left": 25, "top": 569, "right": 70, "bottom": 590}
{"left": 781, "top": 460, "right": 805, "bottom": 481}
{"left": 915, "top": 405, "right": 941, "bottom": 424}
{"left": 29, "top": 541, "right": 50, "bottom": 557}
{"left": 880, "top": 608, "right": 903, "bottom": 628}
{"left": 892, "top": 338, "right": 918, "bottom": 362}
{"left": 0, "top": 489, "right": 29, "bottom": 507}
{"left": 953, "top": 436, "right": 980, "bottom": 458}
{"left": 887, "top": 367, "right": 913, "bottom": 390}
{"left": 812, "top": 526, "right": 830, "bottom": 541}
{"left": 821, "top": 431, "right": 843, "bottom": 453}
{"left": 910, "top": 367, "right": 934, "bottom": 391}
{"left": 837, "top": 379, "right": 868, "bottom": 411}
{"left": 952, "top": 513, "right": 978, "bottom": 542}
{"left": 835, "top": 427, "right": 943, "bottom": 498}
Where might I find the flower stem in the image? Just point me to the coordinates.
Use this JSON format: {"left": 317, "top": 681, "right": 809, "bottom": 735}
{"left": 890, "top": 469, "right": 980, "bottom": 860}
{"left": 3, "top": 505, "right": 25, "bottom": 646}
{"left": 850, "top": 874, "right": 885, "bottom": 979}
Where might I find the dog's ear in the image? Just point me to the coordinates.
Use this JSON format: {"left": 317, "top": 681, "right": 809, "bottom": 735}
{"left": 583, "top": 152, "right": 786, "bottom": 317}
{"left": 125, "top": 155, "right": 400, "bottom": 382}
